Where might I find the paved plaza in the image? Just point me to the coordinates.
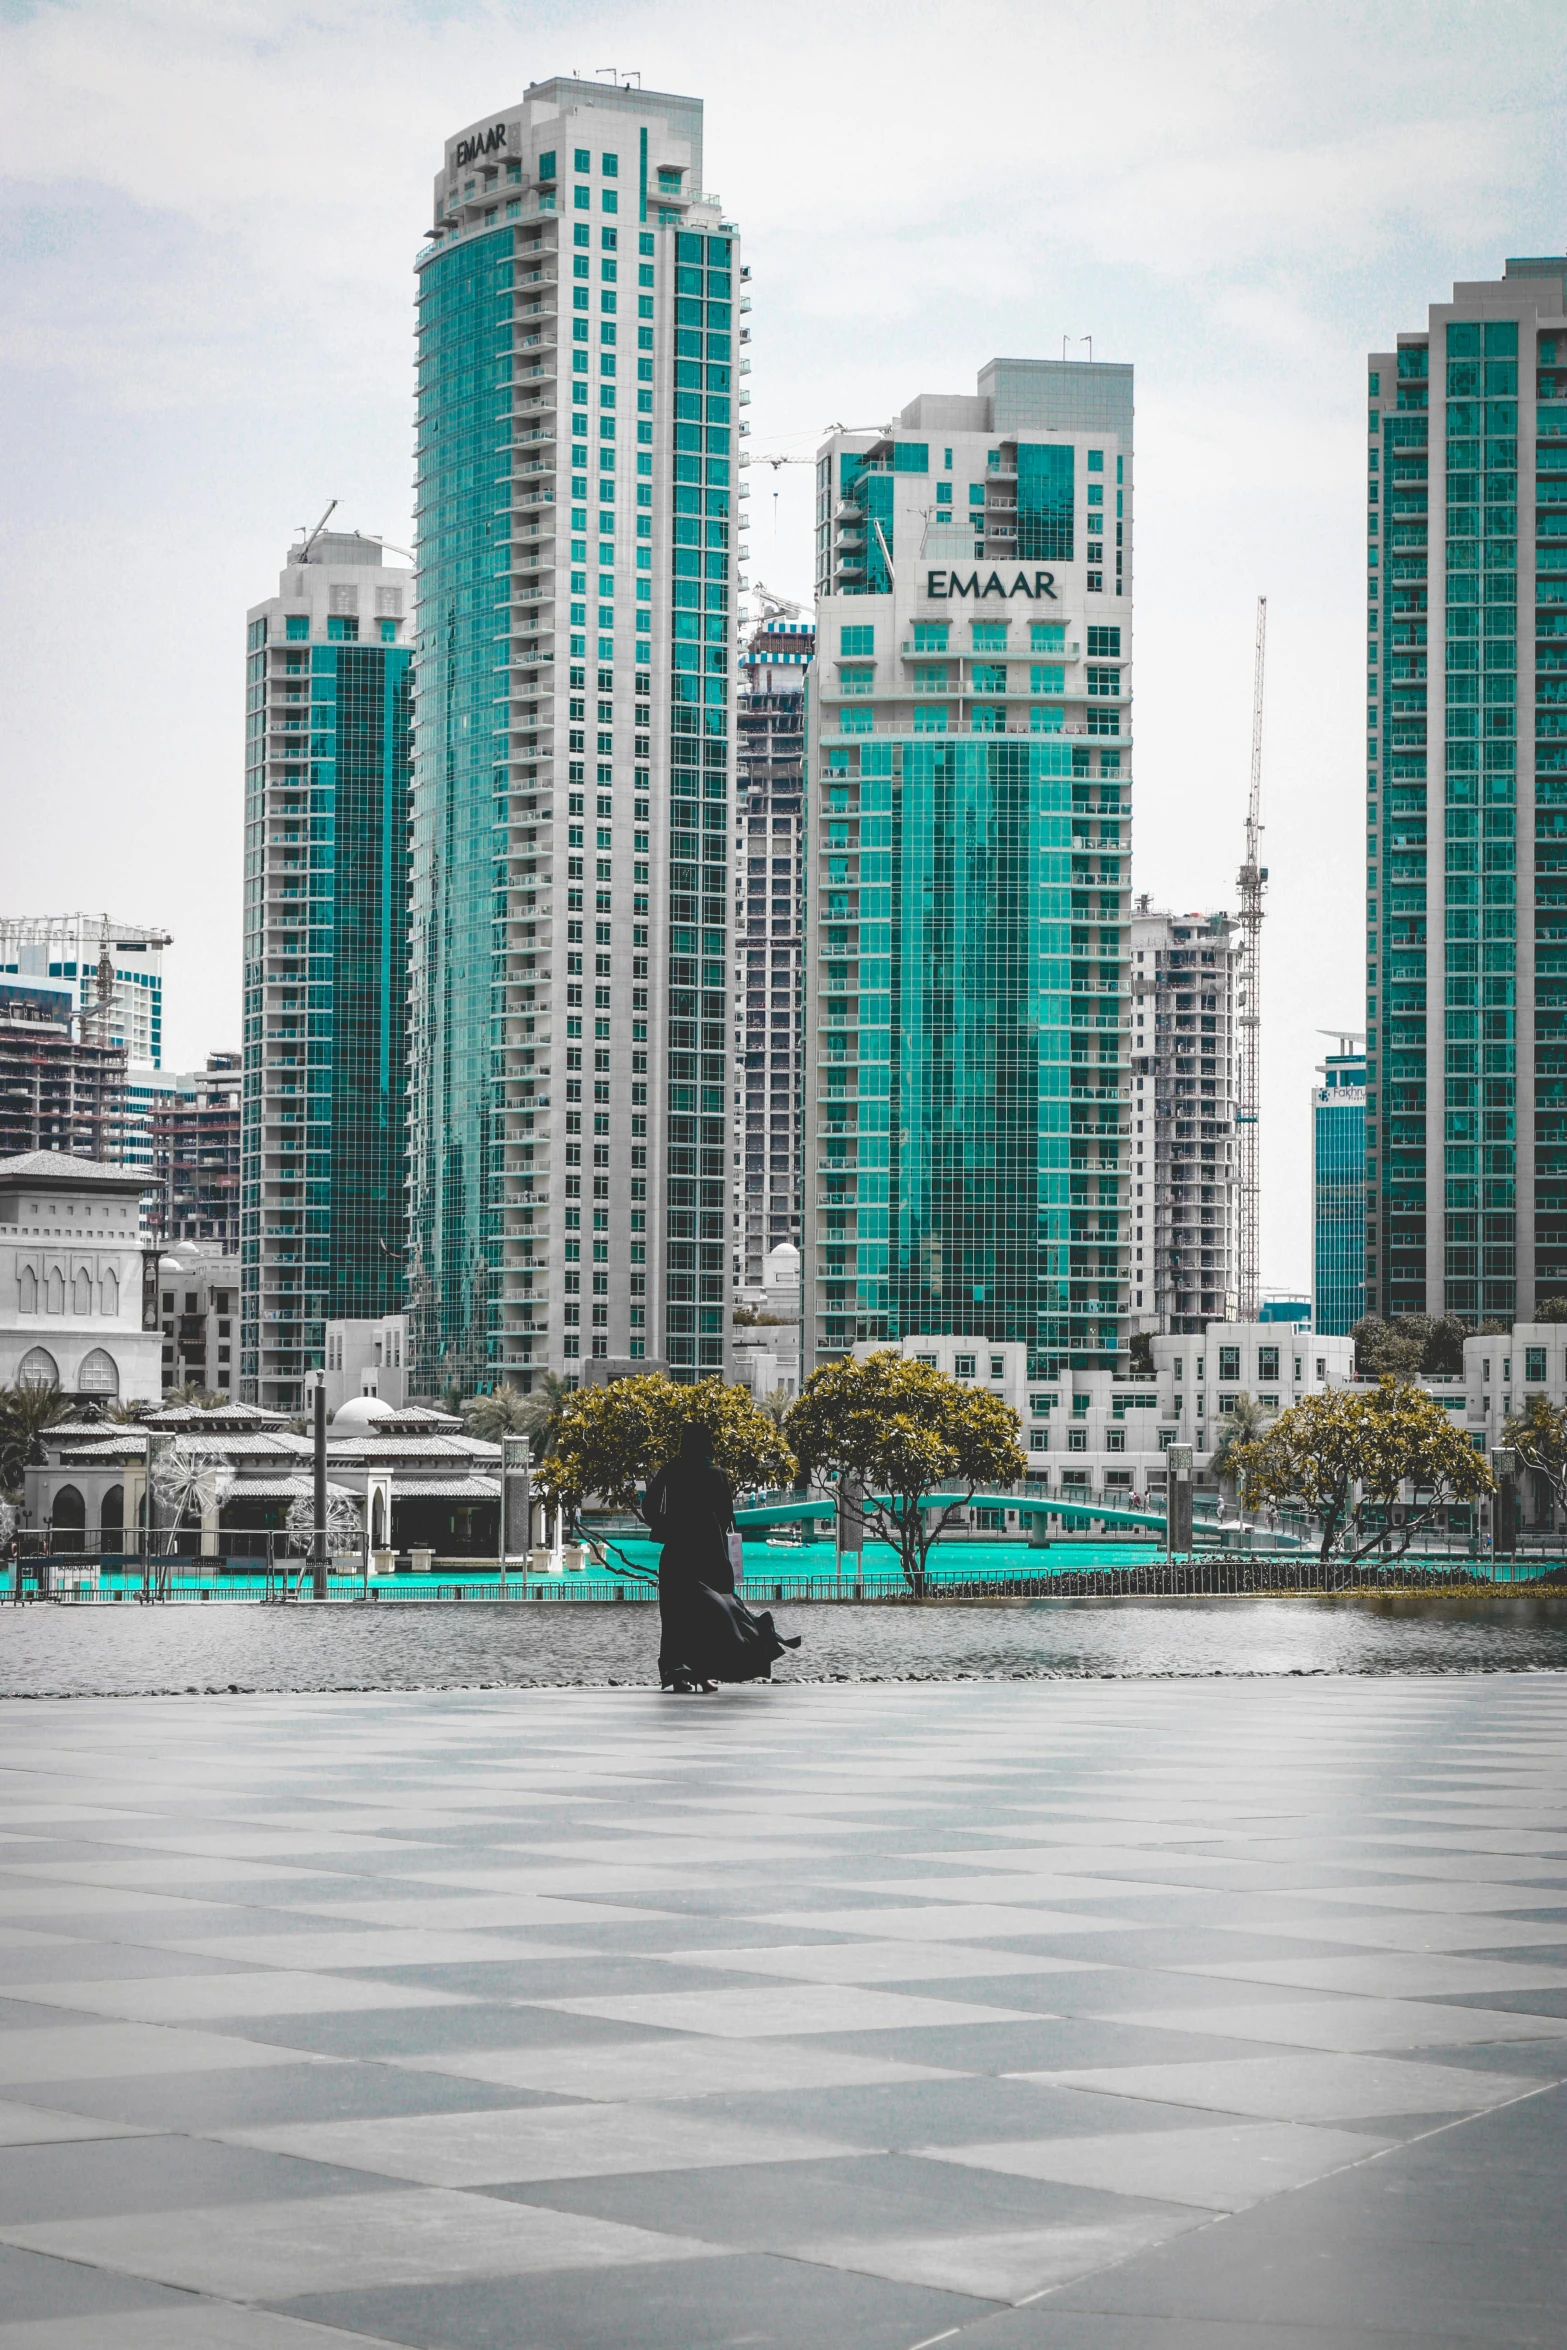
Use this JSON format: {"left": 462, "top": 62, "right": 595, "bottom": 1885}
{"left": 0, "top": 1674, "right": 1563, "bottom": 2347}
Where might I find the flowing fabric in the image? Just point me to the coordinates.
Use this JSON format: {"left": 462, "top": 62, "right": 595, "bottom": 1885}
{"left": 644, "top": 1449, "right": 800, "bottom": 1688}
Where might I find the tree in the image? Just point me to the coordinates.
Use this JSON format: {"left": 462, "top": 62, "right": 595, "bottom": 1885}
{"left": 0, "top": 1384, "right": 73, "bottom": 1498}
{"left": 1503, "top": 1392, "right": 1567, "bottom": 1525}
{"left": 466, "top": 1372, "right": 575, "bottom": 1455}
{"left": 1207, "top": 1393, "right": 1273, "bottom": 1500}
{"left": 540, "top": 1374, "right": 795, "bottom": 1518}
{"left": 1352, "top": 1314, "right": 1468, "bottom": 1379}
{"left": 785, "top": 1351, "right": 1025, "bottom": 1596}
{"left": 1127, "top": 1331, "right": 1154, "bottom": 1377}
{"left": 1535, "top": 1299, "right": 1567, "bottom": 1325}
{"left": 1236, "top": 1376, "right": 1492, "bottom": 1566}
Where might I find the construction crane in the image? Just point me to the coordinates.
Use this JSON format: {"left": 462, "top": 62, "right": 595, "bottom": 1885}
{"left": 751, "top": 581, "right": 806, "bottom": 623}
{"left": 291, "top": 500, "right": 338, "bottom": 564}
{"left": 1236, "top": 595, "right": 1268, "bottom": 1322}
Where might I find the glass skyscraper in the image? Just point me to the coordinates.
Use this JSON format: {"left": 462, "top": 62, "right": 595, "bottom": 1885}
{"left": 240, "top": 534, "right": 412, "bottom": 1411}
{"left": 1312, "top": 1036, "right": 1366, "bottom": 1337}
{"left": 1368, "top": 259, "right": 1567, "bottom": 1323}
{"left": 409, "top": 83, "right": 741, "bottom": 1393}
{"left": 803, "top": 359, "right": 1133, "bottom": 1375}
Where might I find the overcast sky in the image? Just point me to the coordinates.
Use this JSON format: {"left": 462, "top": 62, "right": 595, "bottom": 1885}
{"left": 3, "top": 0, "right": 1565, "bottom": 1291}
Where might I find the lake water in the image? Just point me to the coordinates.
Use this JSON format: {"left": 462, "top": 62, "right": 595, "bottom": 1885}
{"left": 3, "top": 1591, "right": 1567, "bottom": 1698}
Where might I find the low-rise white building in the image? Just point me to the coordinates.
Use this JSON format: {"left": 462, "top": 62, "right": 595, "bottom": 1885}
{"left": 0, "top": 1151, "right": 161, "bottom": 1406}
{"left": 323, "top": 1315, "right": 410, "bottom": 1415}
{"left": 853, "top": 1323, "right": 1356, "bottom": 1509}
{"left": 155, "top": 1242, "right": 239, "bottom": 1397}
{"left": 732, "top": 1241, "right": 801, "bottom": 1401}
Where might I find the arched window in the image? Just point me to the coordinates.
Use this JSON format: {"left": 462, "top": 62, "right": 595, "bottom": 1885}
{"left": 100, "top": 1484, "right": 124, "bottom": 1549}
{"left": 18, "top": 1267, "right": 36, "bottom": 1313}
{"left": 73, "top": 1269, "right": 92, "bottom": 1316}
{"left": 101, "top": 1269, "right": 118, "bottom": 1316}
{"left": 17, "top": 1347, "right": 58, "bottom": 1391}
{"left": 51, "top": 1485, "right": 85, "bottom": 1553}
{"left": 77, "top": 1349, "right": 119, "bottom": 1397}
{"left": 371, "top": 1488, "right": 386, "bottom": 1547}
{"left": 45, "top": 1267, "right": 64, "bottom": 1314}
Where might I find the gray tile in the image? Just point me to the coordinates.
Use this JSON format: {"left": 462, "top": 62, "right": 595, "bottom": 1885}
{"left": 0, "top": 2132, "right": 398, "bottom": 2223}
{"left": 0, "top": 2240, "right": 189, "bottom": 2325}
{"left": 0, "top": 2307, "right": 414, "bottom": 2347}
{"left": 7, "top": 2061, "right": 560, "bottom": 2134}
{"left": 282, "top": 2249, "right": 993, "bottom": 2350}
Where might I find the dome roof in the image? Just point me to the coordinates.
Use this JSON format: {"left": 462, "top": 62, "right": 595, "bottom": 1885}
{"left": 330, "top": 1394, "right": 396, "bottom": 1432}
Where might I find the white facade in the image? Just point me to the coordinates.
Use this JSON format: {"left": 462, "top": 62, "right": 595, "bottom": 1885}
{"left": 155, "top": 1243, "right": 239, "bottom": 1397}
{"left": 1130, "top": 903, "right": 1240, "bottom": 1333}
{"left": 0, "top": 917, "right": 170, "bottom": 1070}
{"left": 0, "top": 1151, "right": 161, "bottom": 1405}
{"left": 855, "top": 1324, "right": 1355, "bottom": 1506}
{"left": 324, "top": 1314, "right": 410, "bottom": 1415}
{"left": 731, "top": 1239, "right": 800, "bottom": 1399}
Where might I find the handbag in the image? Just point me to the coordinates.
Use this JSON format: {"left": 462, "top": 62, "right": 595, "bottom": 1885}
{"left": 726, "top": 1528, "right": 745, "bottom": 1578}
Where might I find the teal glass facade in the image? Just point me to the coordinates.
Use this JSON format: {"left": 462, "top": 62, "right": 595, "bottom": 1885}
{"left": 812, "top": 734, "right": 1123, "bottom": 1367}
{"left": 407, "top": 222, "right": 516, "bottom": 1396}
{"left": 1368, "top": 260, "right": 1567, "bottom": 1325}
{"left": 240, "top": 571, "right": 411, "bottom": 1410}
{"left": 806, "top": 363, "right": 1134, "bottom": 1377}
{"left": 1312, "top": 1045, "right": 1366, "bottom": 1337}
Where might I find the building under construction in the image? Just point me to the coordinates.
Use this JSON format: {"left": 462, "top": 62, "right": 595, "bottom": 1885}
{"left": 1130, "top": 902, "right": 1241, "bottom": 1334}
{"left": 0, "top": 978, "right": 128, "bottom": 1163}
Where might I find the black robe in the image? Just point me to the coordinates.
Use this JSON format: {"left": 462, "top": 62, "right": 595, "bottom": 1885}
{"left": 643, "top": 1455, "right": 799, "bottom": 1687}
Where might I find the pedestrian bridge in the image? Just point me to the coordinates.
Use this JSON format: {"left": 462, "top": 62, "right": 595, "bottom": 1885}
{"left": 732, "top": 1492, "right": 1303, "bottom": 1548}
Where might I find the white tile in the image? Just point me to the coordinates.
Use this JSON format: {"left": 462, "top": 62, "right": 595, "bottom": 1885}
{"left": 4, "top": 1974, "right": 476, "bottom": 2025}
{"left": 1178, "top": 1952, "right": 1567, "bottom": 2000}
{"left": 656, "top": 1941, "right": 1093, "bottom": 1986}
{"left": 783, "top": 2211, "right": 1206, "bottom": 2303}
{"left": 0, "top": 2188, "right": 721, "bottom": 2298}
{"left": 394, "top": 2037, "right": 955, "bottom": 2100}
{"left": 1018, "top": 2050, "right": 1540, "bottom": 2122}
{"left": 758, "top": 1904, "right": 1122, "bottom": 1942}
{"left": 923, "top": 2119, "right": 1390, "bottom": 2211}
{"left": 0, "top": 2097, "right": 151, "bottom": 2147}
{"left": 0, "top": 2310, "right": 409, "bottom": 2350}
{"left": 536, "top": 1984, "right": 1034, "bottom": 2038}
{"left": 0, "top": 2022, "right": 314, "bottom": 2086}
{"left": 161, "top": 1930, "right": 558, "bottom": 1970}
{"left": 1115, "top": 1997, "right": 1567, "bottom": 2053}
{"left": 223, "top": 2100, "right": 858, "bottom": 2185}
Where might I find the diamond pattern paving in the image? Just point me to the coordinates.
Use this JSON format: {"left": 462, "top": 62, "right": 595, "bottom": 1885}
{"left": 0, "top": 1676, "right": 1561, "bottom": 2347}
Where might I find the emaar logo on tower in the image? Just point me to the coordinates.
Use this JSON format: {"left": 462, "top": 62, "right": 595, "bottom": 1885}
{"left": 453, "top": 123, "right": 507, "bottom": 165}
{"left": 925, "top": 568, "right": 1059, "bottom": 601}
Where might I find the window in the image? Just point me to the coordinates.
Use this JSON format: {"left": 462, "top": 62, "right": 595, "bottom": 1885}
{"left": 1526, "top": 1345, "right": 1547, "bottom": 1382}
{"left": 1088, "top": 448, "right": 1104, "bottom": 471}
{"left": 17, "top": 1346, "right": 58, "bottom": 1391}
{"left": 1031, "top": 622, "right": 1065, "bottom": 650}
{"left": 1086, "top": 626, "right": 1121, "bottom": 657}
{"left": 990, "top": 1355, "right": 1005, "bottom": 1379}
{"left": 1030, "top": 665, "right": 1064, "bottom": 693}
{"left": 327, "top": 615, "right": 358, "bottom": 641}
{"left": 1029, "top": 1427, "right": 1048, "bottom": 1451}
{"left": 574, "top": 147, "right": 590, "bottom": 172}
{"left": 1258, "top": 1346, "right": 1280, "bottom": 1380}
{"left": 1316, "top": 1357, "right": 1326, "bottom": 1379}
{"left": 953, "top": 1353, "right": 975, "bottom": 1379}
{"left": 285, "top": 615, "right": 309, "bottom": 641}
{"left": 1086, "top": 665, "right": 1121, "bottom": 696}
{"left": 1028, "top": 1392, "right": 1057, "bottom": 1413}
{"left": 1068, "top": 1426, "right": 1087, "bottom": 1451}
{"left": 602, "top": 152, "right": 618, "bottom": 176}
{"left": 1106, "top": 1427, "right": 1125, "bottom": 1453}
{"left": 912, "top": 623, "right": 949, "bottom": 651}
{"left": 840, "top": 624, "right": 874, "bottom": 656}
{"left": 1218, "top": 1346, "right": 1240, "bottom": 1381}
{"left": 970, "top": 622, "right": 1008, "bottom": 650}
{"left": 972, "top": 662, "right": 1007, "bottom": 691}
{"left": 839, "top": 665, "right": 874, "bottom": 694}
{"left": 538, "top": 151, "right": 556, "bottom": 182}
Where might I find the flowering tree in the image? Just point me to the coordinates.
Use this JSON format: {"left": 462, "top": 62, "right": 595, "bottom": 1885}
{"left": 540, "top": 1374, "right": 794, "bottom": 1517}
{"left": 1236, "top": 1377, "right": 1492, "bottom": 1565}
{"left": 785, "top": 1351, "right": 1025, "bottom": 1596}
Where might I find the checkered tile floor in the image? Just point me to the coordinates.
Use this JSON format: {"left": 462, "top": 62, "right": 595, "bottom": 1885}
{"left": 0, "top": 1675, "right": 1564, "bottom": 2347}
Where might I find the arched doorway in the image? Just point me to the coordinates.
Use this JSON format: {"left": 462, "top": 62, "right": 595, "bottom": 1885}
{"left": 51, "top": 1486, "right": 86, "bottom": 1554}
{"left": 371, "top": 1488, "right": 386, "bottom": 1548}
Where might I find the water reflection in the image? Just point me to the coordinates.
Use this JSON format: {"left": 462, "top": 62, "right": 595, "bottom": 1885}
{"left": 3, "top": 1592, "right": 1566, "bottom": 1699}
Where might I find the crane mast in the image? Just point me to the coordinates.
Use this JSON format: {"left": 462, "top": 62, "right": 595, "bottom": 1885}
{"left": 1236, "top": 595, "right": 1267, "bottom": 1322}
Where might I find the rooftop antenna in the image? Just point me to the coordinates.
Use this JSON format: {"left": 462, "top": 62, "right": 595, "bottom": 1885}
{"left": 1236, "top": 594, "right": 1268, "bottom": 1322}
{"left": 1080, "top": 334, "right": 1093, "bottom": 361}
{"left": 294, "top": 500, "right": 337, "bottom": 563}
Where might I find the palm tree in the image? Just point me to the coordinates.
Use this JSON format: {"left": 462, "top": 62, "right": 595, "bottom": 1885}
{"left": 0, "top": 1383, "right": 73, "bottom": 1498}
{"left": 464, "top": 1373, "right": 574, "bottom": 1456}
{"left": 1208, "top": 1392, "right": 1274, "bottom": 1508}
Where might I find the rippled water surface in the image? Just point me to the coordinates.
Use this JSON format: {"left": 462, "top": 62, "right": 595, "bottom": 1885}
{"left": 4, "top": 1593, "right": 1567, "bottom": 1697}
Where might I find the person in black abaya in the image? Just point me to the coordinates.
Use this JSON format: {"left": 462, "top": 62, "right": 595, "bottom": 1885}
{"left": 643, "top": 1423, "right": 800, "bottom": 1693}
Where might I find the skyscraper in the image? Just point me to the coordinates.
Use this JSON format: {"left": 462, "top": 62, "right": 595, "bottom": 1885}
{"left": 1313, "top": 1034, "right": 1366, "bottom": 1337}
{"left": 239, "top": 532, "right": 412, "bottom": 1412}
{"left": 734, "top": 603, "right": 811, "bottom": 1286}
{"left": 1367, "top": 258, "right": 1567, "bottom": 1323}
{"left": 0, "top": 916, "right": 169, "bottom": 1068}
{"left": 803, "top": 358, "right": 1132, "bottom": 1375}
{"left": 409, "top": 83, "right": 742, "bottom": 1394}
{"left": 1129, "top": 901, "right": 1240, "bottom": 1333}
